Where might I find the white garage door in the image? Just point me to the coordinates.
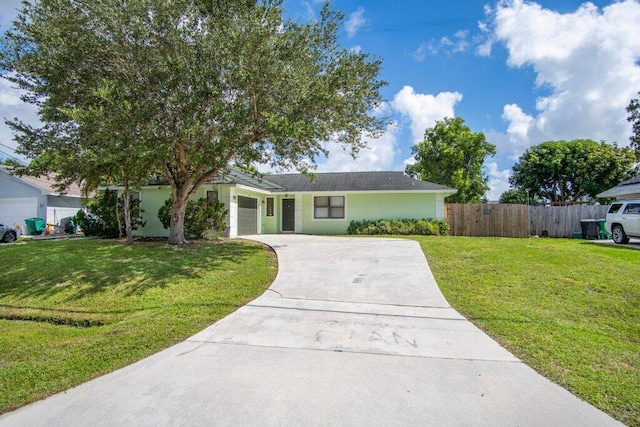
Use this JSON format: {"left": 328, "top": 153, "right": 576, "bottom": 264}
{"left": 0, "top": 198, "right": 38, "bottom": 230}
{"left": 47, "top": 207, "right": 81, "bottom": 225}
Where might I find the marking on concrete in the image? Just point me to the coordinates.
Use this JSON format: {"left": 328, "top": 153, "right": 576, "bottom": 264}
{"left": 246, "top": 303, "right": 465, "bottom": 322}
{"left": 352, "top": 273, "right": 368, "bottom": 284}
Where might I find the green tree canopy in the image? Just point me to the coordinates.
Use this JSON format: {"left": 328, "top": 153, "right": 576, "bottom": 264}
{"left": 509, "top": 140, "right": 635, "bottom": 205}
{"left": 499, "top": 188, "right": 530, "bottom": 205}
{"left": 2, "top": 0, "right": 387, "bottom": 244}
{"left": 627, "top": 91, "right": 640, "bottom": 161}
{"left": 405, "top": 117, "right": 496, "bottom": 203}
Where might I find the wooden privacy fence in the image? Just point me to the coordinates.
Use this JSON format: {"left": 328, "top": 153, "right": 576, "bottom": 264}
{"left": 445, "top": 203, "right": 528, "bottom": 238}
{"left": 445, "top": 203, "right": 611, "bottom": 238}
{"left": 528, "top": 205, "right": 610, "bottom": 238}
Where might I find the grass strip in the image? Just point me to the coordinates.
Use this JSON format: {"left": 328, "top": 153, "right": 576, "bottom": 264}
{"left": 0, "top": 238, "right": 276, "bottom": 413}
{"left": 412, "top": 236, "right": 639, "bottom": 426}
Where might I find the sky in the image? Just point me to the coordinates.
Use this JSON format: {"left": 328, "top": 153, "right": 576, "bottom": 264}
{"left": 1, "top": 0, "right": 639, "bottom": 200}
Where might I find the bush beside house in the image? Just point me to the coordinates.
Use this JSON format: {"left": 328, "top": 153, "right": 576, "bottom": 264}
{"left": 347, "top": 218, "right": 449, "bottom": 236}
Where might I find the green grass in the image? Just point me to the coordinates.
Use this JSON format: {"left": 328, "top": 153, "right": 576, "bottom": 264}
{"left": 0, "top": 238, "right": 276, "bottom": 414}
{"left": 411, "top": 236, "right": 639, "bottom": 426}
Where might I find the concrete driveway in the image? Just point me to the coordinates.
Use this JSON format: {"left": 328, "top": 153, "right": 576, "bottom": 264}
{"left": 1, "top": 235, "right": 620, "bottom": 426}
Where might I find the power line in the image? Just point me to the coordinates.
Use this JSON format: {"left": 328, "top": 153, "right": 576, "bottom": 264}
{"left": 0, "top": 141, "right": 20, "bottom": 153}
{"left": 0, "top": 145, "right": 28, "bottom": 165}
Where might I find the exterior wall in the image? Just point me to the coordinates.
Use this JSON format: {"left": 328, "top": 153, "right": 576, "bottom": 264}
{"left": 134, "top": 186, "right": 209, "bottom": 237}
{"left": 0, "top": 170, "right": 47, "bottom": 222}
{"left": 262, "top": 195, "right": 279, "bottom": 234}
{"left": 134, "top": 184, "right": 266, "bottom": 238}
{"left": 300, "top": 192, "right": 439, "bottom": 235}
{"left": 46, "top": 195, "right": 83, "bottom": 225}
{"left": 132, "top": 185, "right": 445, "bottom": 237}
{"left": 134, "top": 187, "right": 172, "bottom": 237}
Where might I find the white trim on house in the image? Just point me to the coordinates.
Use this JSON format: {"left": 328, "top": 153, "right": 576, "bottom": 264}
{"left": 294, "top": 194, "right": 302, "bottom": 233}
{"left": 272, "top": 189, "right": 454, "bottom": 195}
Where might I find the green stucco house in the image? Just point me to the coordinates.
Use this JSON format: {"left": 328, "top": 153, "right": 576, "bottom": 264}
{"left": 124, "top": 169, "right": 456, "bottom": 238}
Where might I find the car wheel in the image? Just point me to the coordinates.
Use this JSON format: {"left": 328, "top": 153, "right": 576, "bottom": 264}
{"left": 2, "top": 231, "right": 17, "bottom": 243}
{"left": 612, "top": 225, "right": 630, "bottom": 244}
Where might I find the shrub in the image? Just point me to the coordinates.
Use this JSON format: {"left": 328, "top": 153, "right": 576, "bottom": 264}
{"left": 74, "top": 189, "right": 145, "bottom": 238}
{"left": 347, "top": 218, "right": 449, "bottom": 236}
{"left": 158, "top": 197, "right": 228, "bottom": 239}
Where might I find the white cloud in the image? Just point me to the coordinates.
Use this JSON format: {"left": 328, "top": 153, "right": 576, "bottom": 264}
{"left": 0, "top": 0, "right": 22, "bottom": 30}
{"left": 345, "top": 7, "right": 366, "bottom": 38}
{"left": 491, "top": 0, "right": 640, "bottom": 147}
{"left": 0, "top": 76, "right": 39, "bottom": 163}
{"left": 485, "top": 161, "right": 512, "bottom": 201}
{"left": 412, "top": 43, "right": 436, "bottom": 62}
{"left": 413, "top": 30, "right": 473, "bottom": 60}
{"left": 317, "top": 123, "right": 400, "bottom": 172}
{"left": 391, "top": 85, "right": 462, "bottom": 143}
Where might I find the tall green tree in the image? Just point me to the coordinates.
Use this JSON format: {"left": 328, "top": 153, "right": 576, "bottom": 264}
{"left": 2, "top": 0, "right": 386, "bottom": 245}
{"left": 405, "top": 117, "right": 496, "bottom": 203}
{"left": 627, "top": 91, "right": 640, "bottom": 161}
{"left": 499, "top": 188, "right": 531, "bottom": 205}
{"left": 510, "top": 140, "right": 635, "bottom": 205}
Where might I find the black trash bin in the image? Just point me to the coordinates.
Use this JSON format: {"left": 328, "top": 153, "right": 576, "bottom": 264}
{"left": 580, "top": 219, "right": 599, "bottom": 240}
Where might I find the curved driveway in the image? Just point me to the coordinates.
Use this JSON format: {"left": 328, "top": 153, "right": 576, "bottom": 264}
{"left": 1, "top": 235, "right": 620, "bottom": 426}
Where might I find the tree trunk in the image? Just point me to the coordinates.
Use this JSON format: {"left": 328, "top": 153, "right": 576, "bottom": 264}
{"left": 168, "top": 190, "right": 189, "bottom": 245}
{"left": 123, "top": 179, "right": 133, "bottom": 246}
{"left": 115, "top": 191, "right": 122, "bottom": 239}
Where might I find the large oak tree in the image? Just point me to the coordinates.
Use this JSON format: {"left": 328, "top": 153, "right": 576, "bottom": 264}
{"left": 1, "top": 0, "right": 386, "bottom": 244}
{"left": 509, "top": 140, "right": 635, "bottom": 205}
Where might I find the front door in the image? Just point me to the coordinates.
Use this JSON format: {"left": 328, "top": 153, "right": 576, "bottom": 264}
{"left": 282, "top": 198, "right": 295, "bottom": 232}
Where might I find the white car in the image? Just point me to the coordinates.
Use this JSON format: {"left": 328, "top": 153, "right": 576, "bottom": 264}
{"left": 605, "top": 200, "right": 640, "bottom": 244}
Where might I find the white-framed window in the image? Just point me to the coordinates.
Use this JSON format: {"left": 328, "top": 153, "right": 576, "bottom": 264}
{"left": 314, "top": 196, "right": 345, "bottom": 219}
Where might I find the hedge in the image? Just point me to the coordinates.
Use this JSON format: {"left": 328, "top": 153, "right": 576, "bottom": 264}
{"left": 346, "top": 218, "right": 449, "bottom": 236}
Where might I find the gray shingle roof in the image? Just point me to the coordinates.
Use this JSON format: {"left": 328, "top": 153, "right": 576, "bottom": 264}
{"left": 0, "top": 166, "right": 82, "bottom": 197}
{"left": 261, "top": 171, "right": 456, "bottom": 193}
{"left": 597, "top": 175, "right": 640, "bottom": 198}
{"left": 619, "top": 175, "right": 640, "bottom": 186}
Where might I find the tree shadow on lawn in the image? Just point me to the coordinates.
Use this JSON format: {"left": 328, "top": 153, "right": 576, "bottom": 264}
{"left": 0, "top": 239, "right": 269, "bottom": 304}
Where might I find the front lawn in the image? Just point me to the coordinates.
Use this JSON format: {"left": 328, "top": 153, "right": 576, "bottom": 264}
{"left": 413, "top": 237, "right": 639, "bottom": 426}
{"left": 0, "top": 238, "right": 276, "bottom": 414}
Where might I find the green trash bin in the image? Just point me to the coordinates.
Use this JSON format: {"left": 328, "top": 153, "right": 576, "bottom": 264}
{"left": 597, "top": 218, "right": 611, "bottom": 239}
{"left": 24, "top": 218, "right": 37, "bottom": 235}
{"left": 25, "top": 218, "right": 46, "bottom": 235}
{"left": 34, "top": 218, "right": 45, "bottom": 235}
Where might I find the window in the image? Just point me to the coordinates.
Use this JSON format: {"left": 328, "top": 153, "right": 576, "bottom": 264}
{"left": 623, "top": 203, "right": 640, "bottom": 214}
{"left": 266, "top": 197, "right": 274, "bottom": 217}
{"left": 314, "top": 196, "right": 345, "bottom": 219}
{"left": 207, "top": 190, "right": 218, "bottom": 203}
{"left": 608, "top": 203, "right": 623, "bottom": 214}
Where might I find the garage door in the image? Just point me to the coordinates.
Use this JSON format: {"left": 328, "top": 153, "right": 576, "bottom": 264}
{"left": 47, "top": 207, "right": 82, "bottom": 225}
{"left": 0, "top": 198, "right": 38, "bottom": 229}
{"left": 237, "top": 196, "right": 258, "bottom": 235}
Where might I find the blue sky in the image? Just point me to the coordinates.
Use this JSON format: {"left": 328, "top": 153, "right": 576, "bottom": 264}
{"left": 1, "top": 0, "right": 639, "bottom": 199}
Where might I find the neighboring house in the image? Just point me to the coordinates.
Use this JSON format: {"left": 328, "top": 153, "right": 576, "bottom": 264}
{"left": 114, "top": 169, "right": 456, "bottom": 238}
{"left": 0, "top": 166, "right": 83, "bottom": 231}
{"left": 597, "top": 176, "right": 640, "bottom": 200}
